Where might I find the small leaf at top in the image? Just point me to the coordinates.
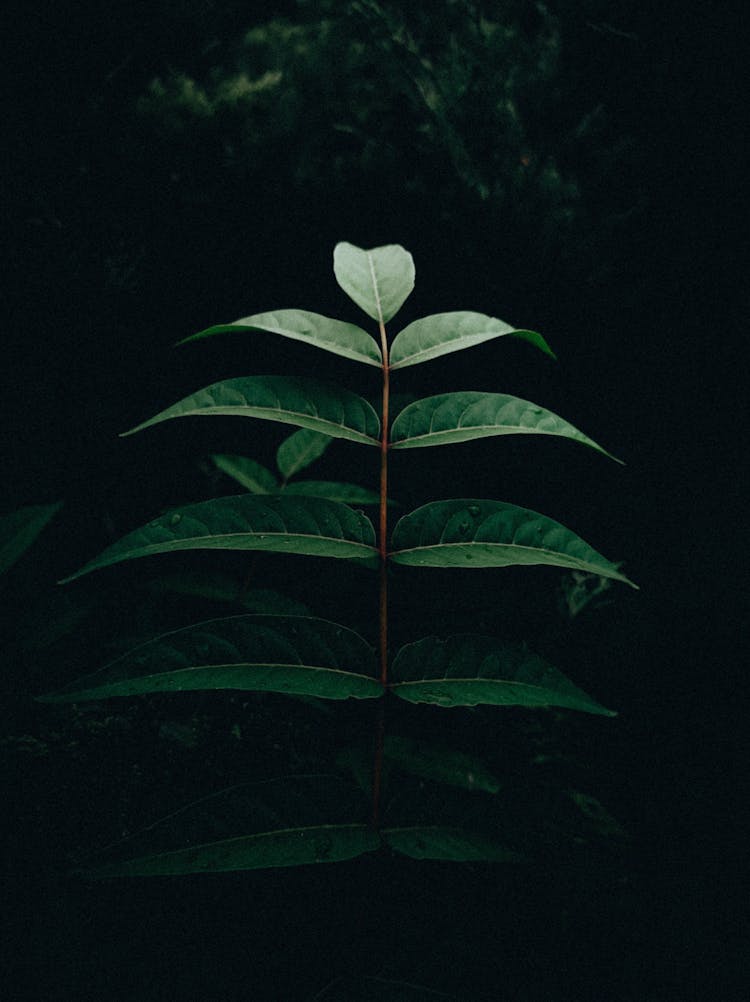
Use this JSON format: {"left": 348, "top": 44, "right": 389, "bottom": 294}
{"left": 276, "top": 428, "right": 332, "bottom": 480}
{"left": 0, "top": 502, "right": 63, "bottom": 577}
{"left": 178, "top": 309, "right": 382, "bottom": 368}
{"left": 333, "top": 242, "right": 415, "bottom": 324}
{"left": 389, "top": 311, "right": 555, "bottom": 370}
{"left": 60, "top": 494, "right": 378, "bottom": 582}
{"left": 121, "top": 376, "right": 380, "bottom": 447}
{"left": 212, "top": 455, "right": 278, "bottom": 493}
{"left": 391, "top": 391, "right": 622, "bottom": 462}
{"left": 390, "top": 634, "right": 615, "bottom": 715}
{"left": 390, "top": 499, "right": 637, "bottom": 587}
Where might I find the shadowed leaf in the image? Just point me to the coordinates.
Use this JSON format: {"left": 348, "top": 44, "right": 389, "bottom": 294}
{"left": 276, "top": 428, "right": 332, "bottom": 479}
{"left": 0, "top": 502, "right": 63, "bottom": 576}
{"left": 213, "top": 455, "right": 278, "bottom": 493}
{"left": 383, "top": 826, "right": 523, "bottom": 863}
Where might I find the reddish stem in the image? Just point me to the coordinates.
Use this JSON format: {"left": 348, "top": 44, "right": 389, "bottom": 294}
{"left": 372, "top": 318, "right": 390, "bottom": 831}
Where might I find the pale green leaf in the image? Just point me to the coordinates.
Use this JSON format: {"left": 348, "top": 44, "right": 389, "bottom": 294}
{"left": 389, "top": 312, "right": 554, "bottom": 370}
{"left": 390, "top": 499, "right": 636, "bottom": 587}
{"left": 212, "top": 455, "right": 278, "bottom": 493}
{"left": 391, "top": 391, "right": 621, "bottom": 462}
{"left": 390, "top": 634, "right": 615, "bottom": 714}
{"left": 0, "top": 502, "right": 63, "bottom": 576}
{"left": 178, "top": 309, "right": 382, "bottom": 367}
{"left": 60, "top": 494, "right": 378, "bottom": 582}
{"left": 122, "top": 376, "right": 380, "bottom": 447}
{"left": 333, "top": 242, "right": 415, "bottom": 324}
{"left": 281, "top": 481, "right": 381, "bottom": 505}
{"left": 276, "top": 428, "right": 332, "bottom": 480}
{"left": 39, "top": 614, "right": 381, "bottom": 702}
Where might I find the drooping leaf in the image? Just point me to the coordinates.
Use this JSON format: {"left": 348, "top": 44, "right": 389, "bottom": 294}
{"left": 389, "top": 312, "right": 555, "bottom": 370}
{"left": 276, "top": 428, "right": 332, "bottom": 480}
{"left": 391, "top": 391, "right": 621, "bottom": 462}
{"left": 38, "top": 615, "right": 381, "bottom": 702}
{"left": 383, "top": 826, "right": 522, "bottom": 863}
{"left": 178, "top": 309, "right": 382, "bottom": 368}
{"left": 389, "top": 635, "right": 615, "bottom": 715}
{"left": 282, "top": 481, "right": 382, "bottom": 505}
{"left": 383, "top": 735, "right": 500, "bottom": 793}
{"left": 0, "top": 502, "right": 63, "bottom": 576}
{"left": 60, "top": 494, "right": 378, "bottom": 583}
{"left": 390, "top": 499, "right": 636, "bottom": 586}
{"left": 333, "top": 242, "right": 415, "bottom": 324}
{"left": 145, "top": 574, "right": 310, "bottom": 614}
{"left": 212, "top": 455, "right": 278, "bottom": 493}
{"left": 121, "top": 376, "right": 380, "bottom": 447}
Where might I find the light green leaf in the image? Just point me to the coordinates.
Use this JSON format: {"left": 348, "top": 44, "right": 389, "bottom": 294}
{"left": 391, "top": 391, "right": 621, "bottom": 462}
{"left": 390, "top": 499, "right": 636, "bottom": 587}
{"left": 390, "top": 635, "right": 615, "bottom": 715}
{"left": 212, "top": 455, "right": 278, "bottom": 493}
{"left": 281, "top": 481, "right": 382, "bottom": 505}
{"left": 383, "top": 735, "right": 500, "bottom": 793}
{"left": 122, "top": 376, "right": 380, "bottom": 447}
{"left": 60, "top": 494, "right": 378, "bottom": 582}
{"left": 38, "top": 614, "right": 381, "bottom": 702}
{"left": 276, "top": 428, "right": 332, "bottom": 480}
{"left": 383, "top": 826, "right": 523, "bottom": 863}
{"left": 333, "top": 242, "right": 415, "bottom": 324}
{"left": 389, "top": 312, "right": 554, "bottom": 370}
{"left": 0, "top": 502, "right": 63, "bottom": 576}
{"left": 178, "top": 309, "right": 382, "bottom": 368}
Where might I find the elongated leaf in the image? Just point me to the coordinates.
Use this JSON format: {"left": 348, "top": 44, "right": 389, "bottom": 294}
{"left": 282, "top": 481, "right": 381, "bottom": 505}
{"left": 145, "top": 574, "right": 310, "bottom": 614}
{"left": 0, "top": 502, "right": 63, "bottom": 576}
{"left": 390, "top": 635, "right": 615, "bottom": 714}
{"left": 391, "top": 391, "right": 621, "bottom": 462}
{"left": 122, "top": 376, "right": 380, "bottom": 447}
{"left": 178, "top": 309, "right": 382, "bottom": 368}
{"left": 276, "top": 428, "right": 332, "bottom": 480}
{"left": 390, "top": 499, "right": 636, "bottom": 587}
{"left": 333, "top": 242, "right": 415, "bottom": 324}
{"left": 383, "top": 826, "right": 522, "bottom": 863}
{"left": 39, "top": 615, "right": 381, "bottom": 702}
{"left": 212, "top": 454, "right": 278, "bottom": 493}
{"left": 389, "top": 312, "right": 555, "bottom": 370}
{"left": 61, "top": 495, "right": 378, "bottom": 582}
{"left": 383, "top": 735, "right": 500, "bottom": 793}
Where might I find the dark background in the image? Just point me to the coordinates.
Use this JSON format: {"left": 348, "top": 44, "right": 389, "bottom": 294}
{"left": 2, "top": 2, "right": 745, "bottom": 999}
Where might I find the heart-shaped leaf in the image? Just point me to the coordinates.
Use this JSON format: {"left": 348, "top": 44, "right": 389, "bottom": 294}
{"left": 390, "top": 499, "right": 636, "bottom": 586}
{"left": 212, "top": 455, "right": 278, "bottom": 493}
{"left": 178, "top": 309, "right": 382, "bottom": 367}
{"left": 61, "top": 494, "right": 378, "bottom": 582}
{"left": 391, "top": 391, "right": 621, "bottom": 462}
{"left": 389, "top": 312, "right": 554, "bottom": 370}
{"left": 0, "top": 501, "right": 63, "bottom": 576}
{"left": 39, "top": 614, "right": 381, "bottom": 702}
{"left": 122, "top": 376, "right": 380, "bottom": 447}
{"left": 276, "top": 428, "right": 332, "bottom": 480}
{"left": 390, "top": 634, "right": 615, "bottom": 714}
{"left": 333, "top": 242, "right": 415, "bottom": 324}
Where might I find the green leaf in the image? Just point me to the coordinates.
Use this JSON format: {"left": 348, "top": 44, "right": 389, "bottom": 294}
{"left": 333, "top": 242, "right": 415, "bottom": 324}
{"left": 145, "top": 574, "right": 310, "bottom": 614}
{"left": 389, "top": 312, "right": 555, "bottom": 370}
{"left": 38, "top": 615, "right": 381, "bottom": 702}
{"left": 390, "top": 499, "right": 637, "bottom": 587}
{"left": 276, "top": 428, "right": 332, "bottom": 480}
{"left": 212, "top": 455, "right": 278, "bottom": 493}
{"left": 281, "top": 481, "right": 382, "bottom": 505}
{"left": 383, "top": 826, "right": 522, "bottom": 863}
{"left": 391, "top": 391, "right": 622, "bottom": 463}
{"left": 60, "top": 495, "right": 378, "bottom": 582}
{"left": 383, "top": 735, "right": 500, "bottom": 793}
{"left": 390, "top": 635, "right": 615, "bottom": 715}
{"left": 178, "top": 309, "right": 382, "bottom": 368}
{"left": 0, "top": 502, "right": 63, "bottom": 576}
{"left": 122, "top": 376, "right": 380, "bottom": 447}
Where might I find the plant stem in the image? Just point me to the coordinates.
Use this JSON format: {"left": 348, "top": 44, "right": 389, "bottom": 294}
{"left": 378, "top": 319, "right": 390, "bottom": 687}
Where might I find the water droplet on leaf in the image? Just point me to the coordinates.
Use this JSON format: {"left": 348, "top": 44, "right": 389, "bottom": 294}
{"left": 468, "top": 505, "right": 480, "bottom": 517}
{"left": 170, "top": 513, "right": 181, "bottom": 526}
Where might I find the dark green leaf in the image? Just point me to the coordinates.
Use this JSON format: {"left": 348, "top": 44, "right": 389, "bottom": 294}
{"left": 390, "top": 499, "right": 636, "bottom": 586}
{"left": 122, "top": 376, "right": 380, "bottom": 447}
{"left": 212, "top": 455, "right": 278, "bottom": 493}
{"left": 390, "top": 634, "right": 615, "bottom": 714}
{"left": 60, "top": 494, "right": 378, "bottom": 582}
{"left": 333, "top": 242, "right": 415, "bottom": 324}
{"left": 0, "top": 502, "right": 63, "bottom": 576}
{"left": 383, "top": 826, "right": 522, "bottom": 863}
{"left": 39, "top": 615, "right": 381, "bottom": 702}
{"left": 276, "top": 428, "right": 332, "bottom": 480}
{"left": 391, "top": 391, "right": 621, "bottom": 462}
{"left": 389, "top": 312, "right": 554, "bottom": 369}
{"left": 282, "top": 481, "right": 381, "bottom": 505}
{"left": 383, "top": 735, "right": 500, "bottom": 793}
{"left": 145, "top": 575, "right": 310, "bottom": 614}
{"left": 178, "top": 309, "right": 382, "bottom": 368}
